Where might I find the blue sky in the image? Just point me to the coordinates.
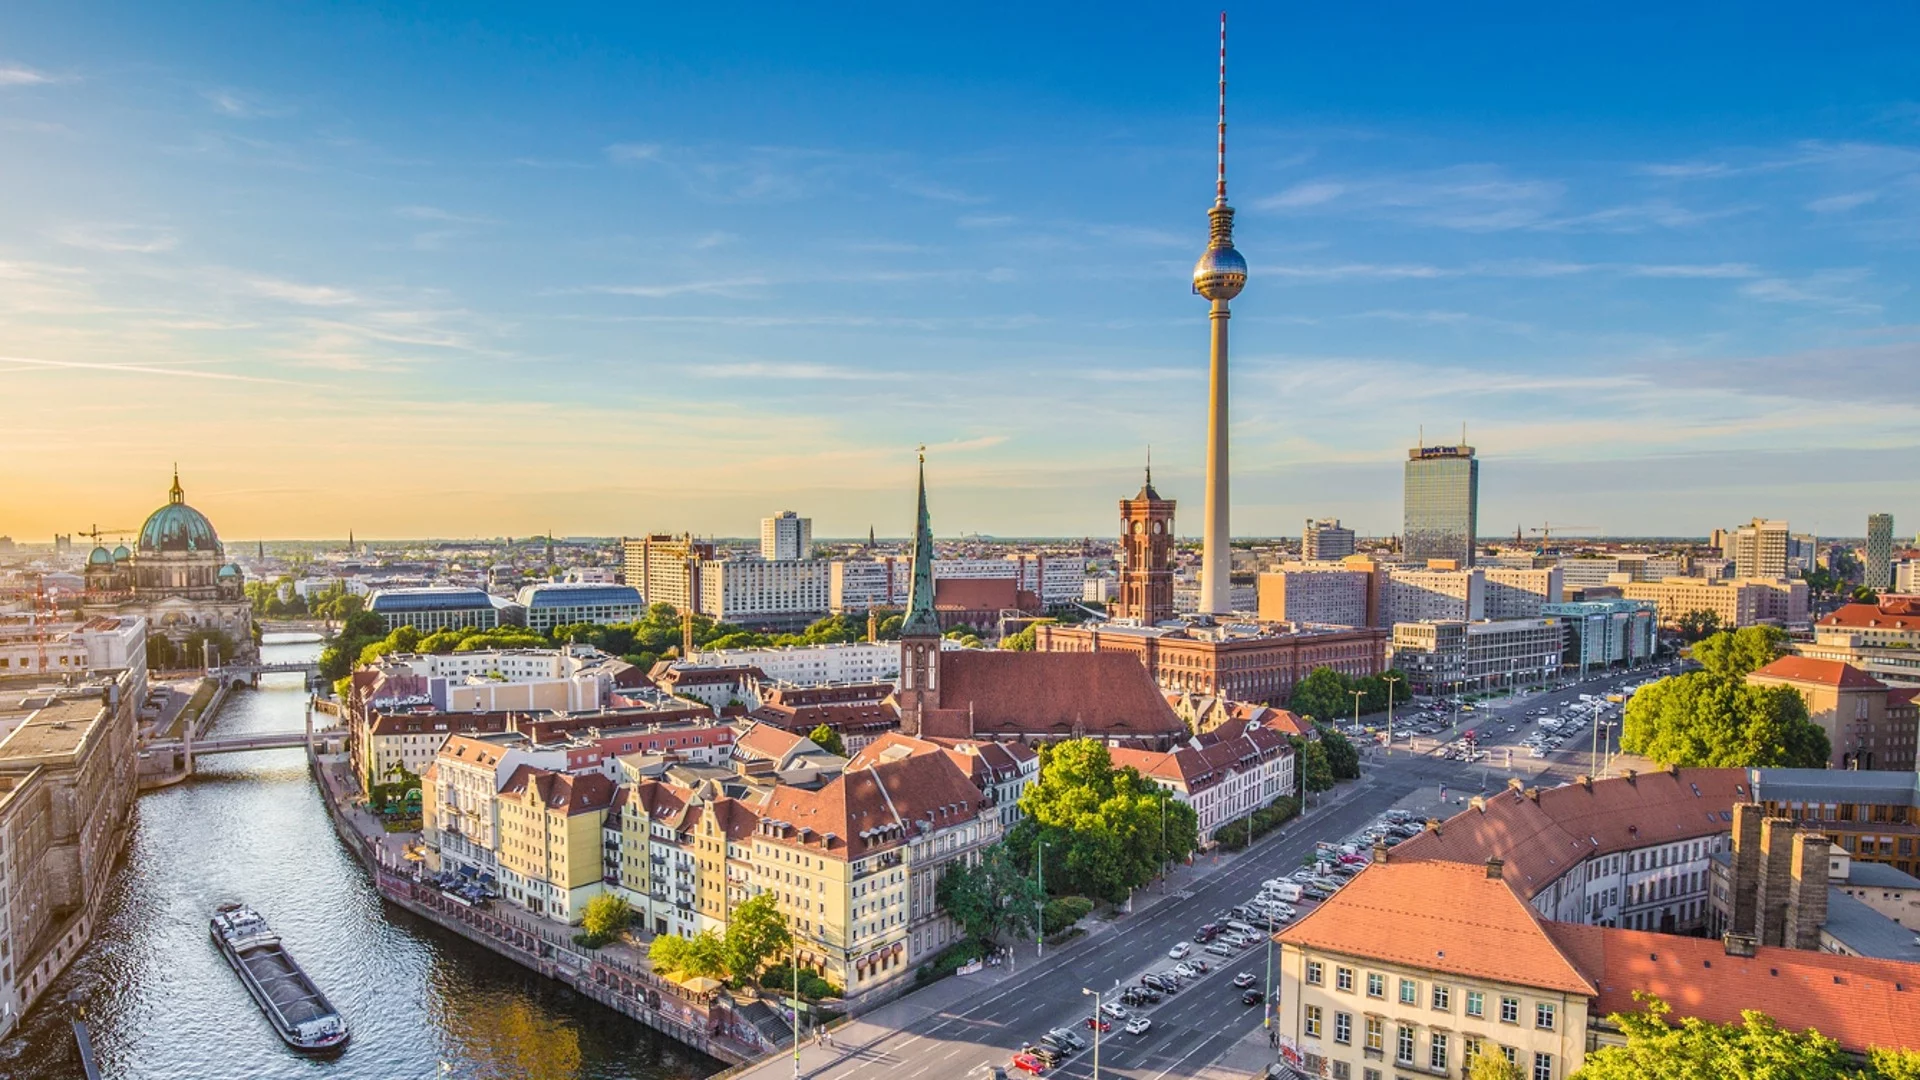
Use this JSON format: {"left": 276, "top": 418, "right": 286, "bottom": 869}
{"left": 2, "top": 2, "right": 1917, "bottom": 542}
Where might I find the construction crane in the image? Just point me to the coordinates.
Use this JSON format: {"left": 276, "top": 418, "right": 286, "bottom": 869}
{"left": 1527, "top": 523, "right": 1597, "bottom": 544}
{"left": 78, "top": 524, "right": 135, "bottom": 546}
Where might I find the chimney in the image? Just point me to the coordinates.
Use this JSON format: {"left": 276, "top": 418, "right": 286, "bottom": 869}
{"left": 1668, "top": 763, "right": 1679, "bottom": 778}
{"left": 1754, "top": 816, "right": 1797, "bottom": 948}
{"left": 1424, "top": 818, "right": 1441, "bottom": 835}
{"left": 1373, "top": 841, "right": 1389, "bottom": 864}
{"left": 1730, "top": 803, "right": 1764, "bottom": 936}
{"left": 1524, "top": 787, "right": 1540, "bottom": 802}
{"left": 1507, "top": 777, "right": 1525, "bottom": 793}
{"left": 1469, "top": 795, "right": 1488, "bottom": 813}
{"left": 1722, "top": 932, "right": 1758, "bottom": 958}
{"left": 1576, "top": 774, "right": 1592, "bottom": 791}
{"left": 1785, "top": 830, "right": 1830, "bottom": 952}
{"left": 1625, "top": 768, "right": 1637, "bottom": 785}
{"left": 1485, "top": 857, "right": 1505, "bottom": 880}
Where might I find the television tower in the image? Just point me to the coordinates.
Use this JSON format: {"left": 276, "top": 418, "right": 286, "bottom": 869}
{"left": 1194, "top": 11, "right": 1247, "bottom": 615}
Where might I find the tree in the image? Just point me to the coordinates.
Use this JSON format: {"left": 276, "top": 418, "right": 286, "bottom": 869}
{"left": 1317, "top": 725, "right": 1361, "bottom": 780}
{"left": 651, "top": 930, "right": 728, "bottom": 981}
{"left": 580, "top": 894, "right": 632, "bottom": 944}
{"left": 1691, "top": 626, "right": 1788, "bottom": 678}
{"left": 1297, "top": 738, "right": 1335, "bottom": 793}
{"left": 1465, "top": 1056, "right": 1524, "bottom": 1080}
{"left": 1000, "top": 625, "right": 1039, "bottom": 651}
{"left": 806, "top": 724, "right": 846, "bottom": 756}
{"left": 1577, "top": 994, "right": 1856, "bottom": 1080}
{"left": 937, "top": 842, "right": 1043, "bottom": 944}
{"left": 1012, "top": 740, "right": 1200, "bottom": 902}
{"left": 1674, "top": 609, "right": 1722, "bottom": 644}
{"left": 722, "top": 894, "right": 792, "bottom": 986}
{"left": 1867, "top": 1048, "right": 1920, "bottom": 1080}
{"left": 648, "top": 933, "right": 690, "bottom": 974}
{"left": 146, "top": 634, "right": 179, "bottom": 671}
{"left": 1289, "top": 666, "right": 1354, "bottom": 723}
{"left": 1621, "top": 670, "right": 1829, "bottom": 768}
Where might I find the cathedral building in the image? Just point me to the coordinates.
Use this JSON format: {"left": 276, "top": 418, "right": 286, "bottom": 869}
{"left": 82, "top": 470, "right": 253, "bottom": 659}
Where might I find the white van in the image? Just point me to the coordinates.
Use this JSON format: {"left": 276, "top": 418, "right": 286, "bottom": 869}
{"left": 1264, "top": 881, "right": 1304, "bottom": 903}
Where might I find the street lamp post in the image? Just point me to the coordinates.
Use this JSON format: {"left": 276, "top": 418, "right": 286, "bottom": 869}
{"left": 1081, "top": 983, "right": 1117, "bottom": 1080}
{"left": 1382, "top": 673, "right": 1403, "bottom": 759}
{"left": 1036, "top": 839, "right": 1047, "bottom": 959}
{"left": 1263, "top": 909, "right": 1275, "bottom": 1029}
{"left": 1349, "top": 688, "right": 1364, "bottom": 733}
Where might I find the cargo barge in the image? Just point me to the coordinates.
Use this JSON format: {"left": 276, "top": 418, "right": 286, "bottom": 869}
{"left": 209, "top": 903, "right": 349, "bottom": 1052}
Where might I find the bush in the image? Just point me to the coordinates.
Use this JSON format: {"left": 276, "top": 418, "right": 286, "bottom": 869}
{"left": 915, "top": 938, "right": 991, "bottom": 984}
{"left": 1042, "top": 896, "right": 1095, "bottom": 935}
{"left": 1211, "top": 798, "right": 1300, "bottom": 852}
{"left": 761, "top": 965, "right": 846, "bottom": 1000}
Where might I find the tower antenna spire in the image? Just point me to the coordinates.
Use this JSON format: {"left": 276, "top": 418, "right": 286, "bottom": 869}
{"left": 1146, "top": 444, "right": 1153, "bottom": 487}
{"left": 1216, "top": 11, "right": 1228, "bottom": 204}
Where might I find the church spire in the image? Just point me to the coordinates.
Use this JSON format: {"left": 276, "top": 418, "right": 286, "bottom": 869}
{"left": 901, "top": 448, "right": 940, "bottom": 638}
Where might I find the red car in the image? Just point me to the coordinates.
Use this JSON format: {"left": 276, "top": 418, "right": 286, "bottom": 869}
{"left": 1011, "top": 1051, "right": 1049, "bottom": 1075}
{"left": 1085, "top": 1017, "right": 1112, "bottom": 1032}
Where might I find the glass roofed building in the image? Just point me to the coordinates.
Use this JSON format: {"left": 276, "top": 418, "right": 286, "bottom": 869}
{"left": 514, "top": 583, "right": 644, "bottom": 632}
{"left": 367, "top": 587, "right": 511, "bottom": 633}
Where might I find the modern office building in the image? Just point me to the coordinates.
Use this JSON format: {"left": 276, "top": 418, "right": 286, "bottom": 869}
{"left": 1540, "top": 599, "right": 1658, "bottom": 673}
{"left": 367, "top": 587, "right": 507, "bottom": 633}
{"left": 1866, "top": 514, "right": 1894, "bottom": 591}
{"left": 1303, "top": 518, "right": 1356, "bottom": 561}
{"left": 1403, "top": 443, "right": 1479, "bottom": 567}
{"left": 515, "top": 583, "right": 645, "bottom": 632}
{"left": 1727, "top": 518, "right": 1790, "bottom": 580}
{"left": 760, "top": 511, "right": 812, "bottom": 561}
{"left": 697, "top": 559, "right": 831, "bottom": 627}
{"left": 1390, "top": 617, "right": 1565, "bottom": 696}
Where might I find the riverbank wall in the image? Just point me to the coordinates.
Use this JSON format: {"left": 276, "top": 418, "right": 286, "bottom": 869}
{"left": 310, "top": 752, "right": 765, "bottom": 1068}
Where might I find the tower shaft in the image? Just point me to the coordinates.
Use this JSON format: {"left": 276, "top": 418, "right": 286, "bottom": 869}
{"left": 1201, "top": 300, "right": 1231, "bottom": 614}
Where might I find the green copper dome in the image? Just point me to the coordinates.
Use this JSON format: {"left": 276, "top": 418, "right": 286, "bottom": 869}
{"left": 138, "top": 470, "right": 222, "bottom": 555}
{"left": 88, "top": 545, "right": 114, "bottom": 566}
{"left": 112, "top": 544, "right": 131, "bottom": 561}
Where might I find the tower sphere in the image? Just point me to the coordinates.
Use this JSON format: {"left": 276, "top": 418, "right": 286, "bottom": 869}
{"left": 1193, "top": 244, "right": 1247, "bottom": 301}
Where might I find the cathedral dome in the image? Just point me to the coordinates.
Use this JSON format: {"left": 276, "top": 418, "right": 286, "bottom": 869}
{"left": 138, "top": 471, "right": 222, "bottom": 555}
{"left": 88, "top": 545, "right": 114, "bottom": 566}
{"left": 112, "top": 544, "right": 131, "bottom": 562}
{"left": 217, "top": 564, "right": 241, "bottom": 579}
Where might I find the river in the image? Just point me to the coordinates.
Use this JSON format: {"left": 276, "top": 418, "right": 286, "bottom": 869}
{"left": 0, "top": 635, "right": 719, "bottom": 1080}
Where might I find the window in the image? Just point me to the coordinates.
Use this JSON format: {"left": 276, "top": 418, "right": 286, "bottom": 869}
{"left": 1332, "top": 1064, "right": 1351, "bottom": 1080}
{"left": 1535, "top": 1002, "right": 1556, "bottom": 1031}
{"left": 1305, "top": 1005, "right": 1322, "bottom": 1038}
{"left": 1534, "top": 1051, "right": 1554, "bottom": 1080}
{"left": 1502, "top": 1046, "right": 1518, "bottom": 1065}
{"left": 1308, "top": 961, "right": 1325, "bottom": 986}
{"left": 1397, "top": 1025, "right": 1415, "bottom": 1065}
{"left": 1431, "top": 984, "right": 1450, "bottom": 1011}
{"left": 1399, "top": 978, "right": 1418, "bottom": 1005}
{"left": 1430, "top": 1033, "right": 1450, "bottom": 1072}
{"left": 1464, "top": 1036, "right": 1483, "bottom": 1066}
{"left": 1335, "top": 1012, "right": 1352, "bottom": 1045}
{"left": 1500, "top": 996, "right": 1520, "bottom": 1024}
{"left": 1364, "top": 1070, "right": 1381, "bottom": 1080}
{"left": 1337, "top": 966, "right": 1355, "bottom": 992}
{"left": 1367, "top": 973, "right": 1386, "bottom": 999}
{"left": 1366, "top": 1017, "right": 1384, "bottom": 1052}
{"left": 1466, "top": 990, "right": 1485, "bottom": 1018}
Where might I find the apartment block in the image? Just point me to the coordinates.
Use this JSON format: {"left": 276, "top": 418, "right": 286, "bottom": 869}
{"left": 1257, "top": 564, "right": 1373, "bottom": 627}
{"left": 1303, "top": 519, "right": 1356, "bottom": 561}
{"left": 620, "top": 534, "right": 716, "bottom": 614}
{"left": 761, "top": 511, "right": 812, "bottom": 561}
{"left": 1381, "top": 565, "right": 1485, "bottom": 626}
{"left": 1621, "top": 576, "right": 1808, "bottom": 630}
{"left": 1728, "top": 518, "right": 1790, "bottom": 580}
{"left": 1484, "top": 566, "right": 1564, "bottom": 619}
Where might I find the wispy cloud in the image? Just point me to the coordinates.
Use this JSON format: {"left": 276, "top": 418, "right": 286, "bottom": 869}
{"left": 1625, "top": 262, "right": 1759, "bottom": 279}
{"left": 395, "top": 205, "right": 494, "bottom": 224}
{"left": 1256, "top": 165, "right": 1564, "bottom": 231}
{"left": 578, "top": 278, "right": 771, "bottom": 298}
{"left": 1807, "top": 191, "right": 1881, "bottom": 213}
{"left": 0, "top": 354, "right": 296, "bottom": 384}
{"left": 202, "top": 88, "right": 285, "bottom": 119}
{"left": 605, "top": 142, "right": 849, "bottom": 202}
{"left": 605, "top": 142, "right": 663, "bottom": 163}
{"left": 957, "top": 214, "right": 1015, "bottom": 229}
{"left": 48, "top": 222, "right": 181, "bottom": 254}
{"left": 246, "top": 276, "right": 364, "bottom": 306}
{"left": 891, "top": 177, "right": 990, "bottom": 204}
{"left": 1740, "top": 269, "right": 1879, "bottom": 315}
{"left": 695, "top": 361, "right": 904, "bottom": 381}
{"left": 0, "top": 64, "right": 56, "bottom": 87}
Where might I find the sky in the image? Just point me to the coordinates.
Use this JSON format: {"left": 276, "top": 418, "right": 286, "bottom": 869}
{"left": 2, "top": 1, "right": 1918, "bottom": 543}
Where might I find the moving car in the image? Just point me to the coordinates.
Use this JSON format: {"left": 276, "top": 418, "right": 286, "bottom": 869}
{"left": 1232, "top": 972, "right": 1257, "bottom": 988}
{"left": 1168, "top": 942, "right": 1192, "bottom": 960}
{"left": 1241, "top": 989, "right": 1265, "bottom": 1006}
{"left": 1124, "top": 1017, "right": 1151, "bottom": 1036}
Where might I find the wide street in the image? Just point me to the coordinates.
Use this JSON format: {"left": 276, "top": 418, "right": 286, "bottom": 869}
{"left": 749, "top": 661, "right": 1680, "bottom": 1080}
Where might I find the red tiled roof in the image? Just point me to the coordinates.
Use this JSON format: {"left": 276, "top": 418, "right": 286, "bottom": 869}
{"left": 1750, "top": 656, "right": 1888, "bottom": 690}
{"left": 758, "top": 751, "right": 985, "bottom": 861}
{"left": 1277, "top": 860, "right": 1596, "bottom": 996}
{"left": 1391, "top": 769, "right": 1749, "bottom": 899}
{"left": 751, "top": 700, "right": 899, "bottom": 734}
{"left": 733, "top": 721, "right": 812, "bottom": 762}
{"left": 1817, "top": 599, "right": 1920, "bottom": 631}
{"left": 499, "top": 765, "right": 615, "bottom": 815}
{"left": 1545, "top": 922, "right": 1920, "bottom": 1054}
{"left": 1889, "top": 687, "right": 1919, "bottom": 709}
{"left": 1113, "top": 726, "right": 1293, "bottom": 794}
{"left": 919, "top": 650, "right": 1185, "bottom": 741}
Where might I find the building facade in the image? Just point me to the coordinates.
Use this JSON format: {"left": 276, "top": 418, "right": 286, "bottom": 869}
{"left": 1746, "top": 657, "right": 1917, "bottom": 772}
{"left": 515, "top": 583, "right": 644, "bottom": 632}
{"left": 761, "top": 511, "right": 812, "bottom": 561}
{"left": 1257, "top": 565, "right": 1372, "bottom": 628}
{"left": 1727, "top": 518, "right": 1790, "bottom": 580}
{"left": 620, "top": 534, "right": 716, "bottom": 614}
{"left": 367, "top": 587, "right": 503, "bottom": 633}
{"left": 1303, "top": 518, "right": 1356, "bottom": 561}
{"left": 1484, "top": 566, "right": 1564, "bottom": 620}
{"left": 1380, "top": 565, "right": 1485, "bottom": 626}
{"left": 1390, "top": 618, "right": 1565, "bottom": 696}
{"left": 1866, "top": 514, "right": 1894, "bottom": 592}
{"left": 698, "top": 559, "right": 831, "bottom": 626}
{"left": 1037, "top": 622, "right": 1386, "bottom": 706}
{"left": 1403, "top": 444, "right": 1479, "bottom": 567}
{"left": 78, "top": 471, "right": 252, "bottom": 654}
{"left": 1540, "top": 600, "right": 1659, "bottom": 673}
{"left": 1621, "top": 576, "right": 1809, "bottom": 630}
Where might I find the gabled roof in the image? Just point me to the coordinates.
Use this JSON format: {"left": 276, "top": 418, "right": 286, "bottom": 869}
{"left": 1545, "top": 921, "right": 1920, "bottom": 1054}
{"left": 1750, "top": 656, "right": 1887, "bottom": 690}
{"left": 499, "top": 766, "right": 615, "bottom": 815}
{"left": 1112, "top": 724, "right": 1293, "bottom": 794}
{"left": 1817, "top": 597, "right": 1920, "bottom": 631}
{"left": 757, "top": 751, "right": 984, "bottom": 861}
{"left": 1391, "top": 769, "right": 1749, "bottom": 899}
{"left": 920, "top": 650, "right": 1185, "bottom": 741}
{"left": 1278, "top": 860, "right": 1596, "bottom": 997}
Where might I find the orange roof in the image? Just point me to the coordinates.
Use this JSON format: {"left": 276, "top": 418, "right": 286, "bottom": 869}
{"left": 934, "top": 577, "right": 1019, "bottom": 612}
{"left": 1392, "top": 769, "right": 1748, "bottom": 899}
{"left": 758, "top": 751, "right": 985, "bottom": 861}
{"left": 1278, "top": 860, "right": 1596, "bottom": 996}
{"left": 1817, "top": 599, "right": 1920, "bottom": 631}
{"left": 1750, "top": 656, "right": 1887, "bottom": 690}
{"left": 1546, "top": 922, "right": 1920, "bottom": 1054}
{"left": 919, "top": 650, "right": 1185, "bottom": 742}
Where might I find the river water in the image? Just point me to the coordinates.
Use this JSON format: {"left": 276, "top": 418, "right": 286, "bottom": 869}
{"left": 1, "top": 635, "right": 718, "bottom": 1080}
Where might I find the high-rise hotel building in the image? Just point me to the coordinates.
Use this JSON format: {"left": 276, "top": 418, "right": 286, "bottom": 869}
{"left": 1403, "top": 444, "right": 1479, "bottom": 567}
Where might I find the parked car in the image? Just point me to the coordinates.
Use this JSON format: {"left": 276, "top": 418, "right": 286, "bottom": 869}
{"left": 1190, "top": 959, "right": 1211, "bottom": 974}
{"left": 1022, "top": 1045, "right": 1065, "bottom": 1066}
{"left": 1085, "top": 1017, "right": 1111, "bottom": 1032}
{"left": 1172, "top": 962, "right": 1197, "bottom": 979}
{"left": 1125, "top": 1017, "right": 1151, "bottom": 1036}
{"left": 1232, "top": 972, "right": 1256, "bottom": 988}
{"left": 1168, "top": 942, "right": 1192, "bottom": 960}
{"left": 1011, "top": 1051, "right": 1049, "bottom": 1075}
{"left": 1194, "top": 924, "right": 1219, "bottom": 942}
{"left": 1204, "top": 942, "right": 1236, "bottom": 957}
{"left": 1101, "top": 1002, "right": 1129, "bottom": 1020}
{"left": 1048, "top": 1028, "right": 1087, "bottom": 1051}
